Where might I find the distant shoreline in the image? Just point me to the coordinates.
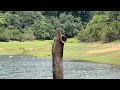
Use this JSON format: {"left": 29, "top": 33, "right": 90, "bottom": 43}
{"left": 0, "top": 39, "right": 120, "bottom": 65}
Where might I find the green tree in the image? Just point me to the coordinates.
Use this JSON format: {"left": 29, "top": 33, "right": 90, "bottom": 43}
{"left": 32, "top": 14, "right": 54, "bottom": 40}
{"left": 58, "top": 13, "right": 83, "bottom": 38}
{"left": 78, "top": 14, "right": 103, "bottom": 42}
{"left": 78, "top": 11, "right": 120, "bottom": 43}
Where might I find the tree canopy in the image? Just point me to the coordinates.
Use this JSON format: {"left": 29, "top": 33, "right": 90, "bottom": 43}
{"left": 0, "top": 11, "right": 119, "bottom": 43}
{"left": 78, "top": 11, "right": 120, "bottom": 43}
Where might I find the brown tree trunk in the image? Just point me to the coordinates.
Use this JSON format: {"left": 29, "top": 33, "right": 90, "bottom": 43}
{"left": 52, "top": 28, "right": 67, "bottom": 79}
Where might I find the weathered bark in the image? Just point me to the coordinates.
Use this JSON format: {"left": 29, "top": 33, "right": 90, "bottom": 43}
{"left": 52, "top": 28, "right": 67, "bottom": 79}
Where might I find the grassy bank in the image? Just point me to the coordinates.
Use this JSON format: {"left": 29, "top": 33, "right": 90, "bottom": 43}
{"left": 0, "top": 38, "right": 120, "bottom": 65}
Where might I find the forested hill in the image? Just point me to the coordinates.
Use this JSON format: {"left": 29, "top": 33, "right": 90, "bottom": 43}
{"left": 0, "top": 11, "right": 120, "bottom": 43}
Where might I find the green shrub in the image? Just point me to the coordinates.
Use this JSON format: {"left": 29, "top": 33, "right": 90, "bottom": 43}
{"left": 78, "top": 13, "right": 120, "bottom": 43}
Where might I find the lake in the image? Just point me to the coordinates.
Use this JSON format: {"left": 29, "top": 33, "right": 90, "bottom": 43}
{"left": 0, "top": 55, "right": 120, "bottom": 79}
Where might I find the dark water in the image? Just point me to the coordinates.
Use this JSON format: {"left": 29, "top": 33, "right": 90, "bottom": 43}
{"left": 0, "top": 55, "right": 120, "bottom": 79}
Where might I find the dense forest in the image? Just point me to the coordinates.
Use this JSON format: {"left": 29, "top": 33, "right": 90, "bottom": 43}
{"left": 0, "top": 11, "right": 120, "bottom": 43}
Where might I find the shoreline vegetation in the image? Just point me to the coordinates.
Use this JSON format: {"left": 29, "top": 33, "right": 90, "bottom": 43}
{"left": 0, "top": 38, "right": 120, "bottom": 65}
{"left": 0, "top": 11, "right": 120, "bottom": 66}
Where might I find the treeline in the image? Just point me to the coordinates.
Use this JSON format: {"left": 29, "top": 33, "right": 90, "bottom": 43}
{"left": 0, "top": 11, "right": 86, "bottom": 41}
{"left": 78, "top": 11, "right": 120, "bottom": 43}
{"left": 0, "top": 11, "right": 120, "bottom": 42}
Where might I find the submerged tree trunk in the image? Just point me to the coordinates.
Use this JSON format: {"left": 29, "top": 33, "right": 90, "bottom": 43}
{"left": 52, "top": 28, "right": 67, "bottom": 79}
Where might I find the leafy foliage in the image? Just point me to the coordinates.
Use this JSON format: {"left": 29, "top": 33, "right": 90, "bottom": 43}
{"left": 78, "top": 11, "right": 120, "bottom": 43}
{"left": 0, "top": 11, "right": 120, "bottom": 43}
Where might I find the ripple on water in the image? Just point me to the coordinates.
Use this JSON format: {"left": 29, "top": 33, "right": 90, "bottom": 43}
{"left": 0, "top": 55, "right": 120, "bottom": 79}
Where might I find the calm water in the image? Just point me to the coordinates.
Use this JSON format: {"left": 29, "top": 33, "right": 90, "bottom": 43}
{"left": 0, "top": 55, "right": 120, "bottom": 79}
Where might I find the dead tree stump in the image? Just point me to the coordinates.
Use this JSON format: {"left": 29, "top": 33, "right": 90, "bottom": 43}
{"left": 52, "top": 28, "right": 67, "bottom": 79}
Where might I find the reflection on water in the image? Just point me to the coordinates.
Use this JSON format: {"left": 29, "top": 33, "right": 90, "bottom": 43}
{"left": 0, "top": 55, "right": 120, "bottom": 79}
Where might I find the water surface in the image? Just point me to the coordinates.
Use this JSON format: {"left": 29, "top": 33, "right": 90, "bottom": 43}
{"left": 0, "top": 55, "right": 120, "bottom": 79}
